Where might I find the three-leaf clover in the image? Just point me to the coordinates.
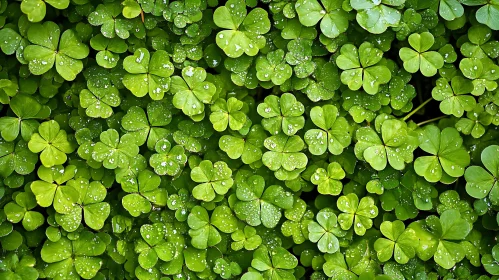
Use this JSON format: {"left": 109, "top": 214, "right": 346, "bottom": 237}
{"left": 190, "top": 160, "right": 233, "bottom": 202}
{"left": 460, "top": 25, "right": 499, "bottom": 59}
{"left": 41, "top": 231, "right": 106, "bottom": 279}
{"left": 210, "top": 97, "right": 247, "bottom": 132}
{"left": 295, "top": 0, "right": 349, "bottom": 39}
{"left": 262, "top": 134, "right": 308, "bottom": 172}
{"left": 149, "top": 139, "right": 187, "bottom": 177}
{"left": 219, "top": 124, "right": 267, "bottom": 165}
{"left": 90, "top": 34, "right": 128, "bottom": 68}
{"left": 136, "top": 223, "right": 175, "bottom": 269}
{"left": 88, "top": 3, "right": 131, "bottom": 39}
{"left": 464, "top": 145, "right": 499, "bottom": 205}
{"left": 409, "top": 209, "right": 471, "bottom": 269}
{"left": 304, "top": 104, "right": 352, "bottom": 155}
{"left": 311, "top": 162, "right": 346, "bottom": 195}
{"left": 55, "top": 178, "right": 110, "bottom": 232}
{"left": 121, "top": 102, "right": 172, "bottom": 149}
{"left": 351, "top": 0, "right": 404, "bottom": 34}
{"left": 459, "top": 57, "right": 499, "bottom": 95}
{"left": 281, "top": 198, "right": 314, "bottom": 244}
{"left": 122, "top": 169, "right": 168, "bottom": 217}
{"left": 414, "top": 125, "right": 470, "bottom": 183}
{"left": 336, "top": 42, "right": 391, "bottom": 94}
{"left": 4, "top": 191, "right": 45, "bottom": 231}
{"left": 0, "top": 140, "right": 38, "bottom": 178}
{"left": 234, "top": 175, "right": 294, "bottom": 228}
{"left": 24, "top": 21, "right": 89, "bottom": 81}
{"left": 28, "top": 120, "right": 75, "bottom": 167}
{"left": 30, "top": 165, "right": 78, "bottom": 214}
{"left": 123, "top": 48, "right": 174, "bottom": 100}
{"left": 374, "top": 220, "right": 419, "bottom": 264}
{"left": 255, "top": 49, "right": 293, "bottom": 85}
{"left": 432, "top": 76, "right": 476, "bottom": 117}
{"left": 354, "top": 119, "right": 419, "bottom": 171}
{"left": 171, "top": 66, "right": 216, "bottom": 119}
{"left": 213, "top": 0, "right": 271, "bottom": 58}
{"left": 250, "top": 245, "right": 298, "bottom": 280}
{"left": 231, "top": 226, "right": 262, "bottom": 251}
{"left": 337, "top": 193, "right": 378, "bottom": 236}
{"left": 308, "top": 209, "right": 341, "bottom": 254}
{"left": 399, "top": 32, "right": 444, "bottom": 77}
{"left": 80, "top": 82, "right": 121, "bottom": 119}
{"left": 91, "top": 129, "right": 140, "bottom": 169}
{"left": 257, "top": 93, "right": 305, "bottom": 136}
{"left": 188, "top": 205, "right": 238, "bottom": 249}
{"left": 0, "top": 94, "right": 51, "bottom": 141}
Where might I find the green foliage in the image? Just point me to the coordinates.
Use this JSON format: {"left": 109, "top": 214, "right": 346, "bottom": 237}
{"left": 1, "top": 1, "right": 499, "bottom": 279}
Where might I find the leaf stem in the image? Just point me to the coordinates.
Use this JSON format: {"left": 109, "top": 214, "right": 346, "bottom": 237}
{"left": 403, "top": 97, "right": 433, "bottom": 121}
{"left": 416, "top": 115, "right": 446, "bottom": 126}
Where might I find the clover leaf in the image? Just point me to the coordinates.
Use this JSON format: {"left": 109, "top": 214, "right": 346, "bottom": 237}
{"left": 210, "top": 97, "right": 248, "bottom": 132}
{"left": 308, "top": 209, "right": 341, "bottom": 254}
{"left": 439, "top": 0, "right": 464, "bottom": 21}
{"left": 231, "top": 225, "right": 262, "bottom": 251}
{"left": 0, "top": 253, "right": 38, "bottom": 280}
{"left": 462, "top": 0, "right": 499, "bottom": 30}
{"left": 92, "top": 129, "right": 140, "bottom": 169}
{"left": 257, "top": 93, "right": 305, "bottom": 136}
{"left": 28, "top": 120, "right": 75, "bottom": 167}
{"left": 255, "top": 49, "right": 292, "bottom": 85}
{"left": 122, "top": 169, "right": 167, "bottom": 217}
{"left": 461, "top": 25, "right": 499, "bottom": 59}
{"left": 311, "top": 162, "right": 346, "bottom": 196}
{"left": 281, "top": 198, "right": 314, "bottom": 244}
{"left": 55, "top": 178, "right": 110, "bottom": 232}
{"left": 399, "top": 32, "right": 444, "bottom": 77}
{"left": 455, "top": 105, "right": 492, "bottom": 139}
{"left": 432, "top": 76, "right": 476, "bottom": 117}
{"left": 41, "top": 231, "right": 106, "bottom": 279}
{"left": 188, "top": 205, "right": 238, "bottom": 249}
{"left": 0, "top": 139, "right": 38, "bottom": 178}
{"left": 190, "top": 160, "right": 233, "bottom": 202}
{"left": 88, "top": 3, "right": 131, "bottom": 39}
{"left": 459, "top": 57, "right": 499, "bottom": 95}
{"left": 121, "top": 102, "right": 172, "bottom": 148}
{"left": 374, "top": 220, "right": 419, "bottom": 264}
{"left": 21, "top": 0, "right": 69, "bottom": 22}
{"left": 122, "top": 48, "right": 174, "bottom": 100}
{"left": 414, "top": 125, "right": 470, "bottom": 183}
{"left": 482, "top": 244, "right": 499, "bottom": 275}
{"left": 149, "top": 139, "right": 187, "bottom": 177}
{"left": 90, "top": 34, "right": 128, "bottom": 68}
{"left": 30, "top": 165, "right": 78, "bottom": 214}
{"left": 262, "top": 134, "right": 308, "bottom": 173}
{"left": 465, "top": 145, "right": 499, "bottom": 205}
{"left": 219, "top": 124, "right": 267, "bottom": 165}
{"left": 24, "top": 21, "right": 89, "bottom": 81}
{"left": 355, "top": 119, "right": 419, "bottom": 171}
{"left": 214, "top": 0, "right": 271, "bottom": 58}
{"left": 234, "top": 175, "right": 294, "bottom": 228}
{"left": 4, "top": 191, "right": 45, "bottom": 231}
{"left": 351, "top": 0, "right": 404, "bottom": 34}
{"left": 136, "top": 223, "right": 175, "bottom": 269}
{"left": 337, "top": 193, "right": 378, "bottom": 236}
{"left": 409, "top": 209, "right": 471, "bottom": 269}
{"left": 0, "top": 94, "right": 51, "bottom": 141}
{"left": 295, "top": 0, "right": 350, "bottom": 39}
{"left": 336, "top": 42, "right": 391, "bottom": 94}
{"left": 304, "top": 104, "right": 352, "bottom": 155}
{"left": 250, "top": 245, "right": 298, "bottom": 280}
{"left": 171, "top": 66, "right": 216, "bottom": 119}
{"left": 80, "top": 82, "right": 121, "bottom": 119}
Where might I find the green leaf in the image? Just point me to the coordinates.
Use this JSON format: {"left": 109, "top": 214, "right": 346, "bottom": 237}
{"left": 214, "top": 0, "right": 271, "bottom": 58}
